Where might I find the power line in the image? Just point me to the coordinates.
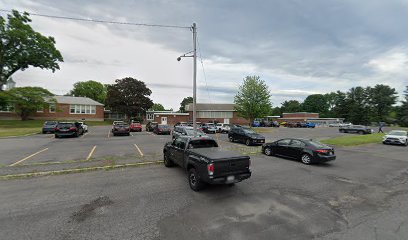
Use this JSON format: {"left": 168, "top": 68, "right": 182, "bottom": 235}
{"left": 0, "top": 9, "right": 191, "bottom": 29}
{"left": 196, "top": 33, "right": 212, "bottom": 104}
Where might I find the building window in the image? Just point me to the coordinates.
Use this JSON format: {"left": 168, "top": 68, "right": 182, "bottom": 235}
{"left": 69, "top": 105, "right": 98, "bottom": 115}
{"left": 0, "top": 104, "right": 15, "bottom": 112}
{"left": 49, "top": 104, "right": 56, "bottom": 113}
{"left": 147, "top": 113, "right": 154, "bottom": 120}
{"left": 197, "top": 111, "right": 233, "bottom": 119}
{"left": 37, "top": 106, "right": 44, "bottom": 113}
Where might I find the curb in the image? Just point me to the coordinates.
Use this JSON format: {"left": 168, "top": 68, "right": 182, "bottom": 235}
{"left": 0, "top": 161, "right": 163, "bottom": 180}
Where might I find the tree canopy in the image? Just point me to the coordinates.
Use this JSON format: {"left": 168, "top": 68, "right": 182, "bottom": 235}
{"left": 397, "top": 86, "right": 408, "bottom": 126}
{"left": 0, "top": 10, "right": 63, "bottom": 87}
{"left": 1, "top": 87, "right": 55, "bottom": 120}
{"left": 179, "top": 97, "right": 193, "bottom": 112}
{"left": 234, "top": 75, "right": 272, "bottom": 123}
{"left": 105, "top": 77, "right": 153, "bottom": 119}
{"left": 280, "top": 100, "right": 302, "bottom": 113}
{"left": 69, "top": 80, "right": 107, "bottom": 104}
{"left": 151, "top": 103, "right": 166, "bottom": 111}
{"left": 302, "top": 94, "right": 330, "bottom": 117}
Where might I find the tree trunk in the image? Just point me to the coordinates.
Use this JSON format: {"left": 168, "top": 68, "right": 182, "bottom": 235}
{"left": 20, "top": 110, "right": 29, "bottom": 121}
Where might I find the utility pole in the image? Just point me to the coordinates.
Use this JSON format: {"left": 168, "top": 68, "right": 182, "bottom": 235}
{"left": 192, "top": 23, "right": 197, "bottom": 134}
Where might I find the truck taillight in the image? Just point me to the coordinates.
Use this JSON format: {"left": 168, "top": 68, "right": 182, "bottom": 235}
{"left": 207, "top": 163, "right": 214, "bottom": 176}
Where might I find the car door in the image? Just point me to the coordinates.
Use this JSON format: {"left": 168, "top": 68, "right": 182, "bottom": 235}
{"left": 287, "top": 140, "right": 305, "bottom": 159}
{"left": 275, "top": 139, "right": 292, "bottom": 156}
{"left": 173, "top": 138, "right": 187, "bottom": 166}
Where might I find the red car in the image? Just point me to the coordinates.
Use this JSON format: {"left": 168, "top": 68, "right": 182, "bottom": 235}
{"left": 130, "top": 122, "right": 142, "bottom": 132}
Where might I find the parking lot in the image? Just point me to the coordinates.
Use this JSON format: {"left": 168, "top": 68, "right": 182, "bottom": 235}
{"left": 1, "top": 126, "right": 408, "bottom": 240}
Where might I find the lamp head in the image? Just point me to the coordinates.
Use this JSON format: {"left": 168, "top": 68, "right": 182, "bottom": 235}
{"left": 177, "top": 57, "right": 182, "bottom": 61}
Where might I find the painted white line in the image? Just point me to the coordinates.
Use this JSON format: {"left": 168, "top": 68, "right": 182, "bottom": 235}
{"left": 81, "top": 132, "right": 88, "bottom": 138}
{"left": 86, "top": 145, "right": 97, "bottom": 161}
{"left": 10, "top": 148, "right": 49, "bottom": 166}
{"left": 134, "top": 144, "right": 144, "bottom": 157}
{"left": 107, "top": 130, "right": 111, "bottom": 138}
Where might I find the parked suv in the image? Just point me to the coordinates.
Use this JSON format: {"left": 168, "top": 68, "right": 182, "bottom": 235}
{"left": 153, "top": 124, "right": 171, "bottom": 135}
{"left": 228, "top": 127, "right": 265, "bottom": 146}
{"left": 42, "top": 121, "right": 58, "bottom": 134}
{"left": 55, "top": 122, "right": 84, "bottom": 138}
{"left": 201, "top": 123, "right": 217, "bottom": 134}
{"left": 216, "top": 123, "right": 230, "bottom": 133}
{"left": 112, "top": 123, "right": 130, "bottom": 136}
{"left": 339, "top": 125, "right": 373, "bottom": 134}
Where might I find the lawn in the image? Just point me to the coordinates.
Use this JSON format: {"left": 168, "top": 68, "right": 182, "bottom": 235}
{"left": 321, "top": 133, "right": 385, "bottom": 146}
{"left": 0, "top": 120, "right": 113, "bottom": 137}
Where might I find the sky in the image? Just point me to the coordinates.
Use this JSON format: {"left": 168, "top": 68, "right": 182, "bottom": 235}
{"left": 2, "top": 0, "right": 408, "bottom": 110}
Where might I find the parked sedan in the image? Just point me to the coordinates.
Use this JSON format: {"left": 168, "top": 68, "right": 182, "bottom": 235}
{"left": 153, "top": 124, "right": 171, "bottom": 135}
{"left": 130, "top": 122, "right": 142, "bottom": 132}
{"left": 55, "top": 122, "right": 84, "bottom": 138}
{"left": 262, "top": 138, "right": 336, "bottom": 164}
{"left": 42, "top": 121, "right": 58, "bottom": 134}
{"left": 339, "top": 125, "right": 373, "bottom": 134}
{"left": 172, "top": 126, "right": 207, "bottom": 140}
{"left": 112, "top": 123, "right": 130, "bottom": 136}
{"left": 382, "top": 130, "right": 408, "bottom": 146}
{"left": 228, "top": 127, "right": 265, "bottom": 146}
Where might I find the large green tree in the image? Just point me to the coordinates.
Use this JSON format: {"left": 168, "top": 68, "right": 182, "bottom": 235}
{"left": 234, "top": 75, "right": 272, "bottom": 124}
{"left": 1, "top": 87, "right": 55, "bottom": 120}
{"left": 105, "top": 77, "right": 153, "bottom": 119}
{"left": 346, "top": 87, "right": 371, "bottom": 125}
{"left": 179, "top": 97, "right": 193, "bottom": 112}
{"left": 280, "top": 100, "right": 303, "bottom": 113}
{"left": 302, "top": 94, "right": 330, "bottom": 117}
{"left": 69, "top": 80, "right": 107, "bottom": 104}
{"left": 0, "top": 10, "right": 63, "bottom": 88}
{"left": 366, "top": 84, "right": 398, "bottom": 122}
{"left": 397, "top": 86, "right": 408, "bottom": 126}
{"left": 151, "top": 103, "right": 165, "bottom": 111}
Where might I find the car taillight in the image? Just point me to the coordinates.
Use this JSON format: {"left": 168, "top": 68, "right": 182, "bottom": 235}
{"left": 207, "top": 163, "right": 214, "bottom": 176}
{"left": 315, "top": 149, "right": 329, "bottom": 154}
{"left": 69, "top": 127, "right": 77, "bottom": 131}
{"left": 54, "top": 127, "right": 59, "bottom": 131}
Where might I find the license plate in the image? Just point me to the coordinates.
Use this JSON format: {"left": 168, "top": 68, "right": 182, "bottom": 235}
{"left": 329, "top": 152, "right": 333, "bottom": 155}
{"left": 227, "top": 176, "right": 235, "bottom": 182}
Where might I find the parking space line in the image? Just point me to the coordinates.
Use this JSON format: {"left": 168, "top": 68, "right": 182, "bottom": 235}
{"left": 86, "top": 145, "right": 97, "bottom": 160}
{"left": 10, "top": 148, "right": 49, "bottom": 166}
{"left": 133, "top": 144, "right": 144, "bottom": 157}
{"left": 107, "top": 130, "right": 111, "bottom": 138}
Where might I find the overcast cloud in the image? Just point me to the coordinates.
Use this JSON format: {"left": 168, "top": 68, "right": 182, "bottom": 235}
{"left": 2, "top": 0, "right": 408, "bottom": 109}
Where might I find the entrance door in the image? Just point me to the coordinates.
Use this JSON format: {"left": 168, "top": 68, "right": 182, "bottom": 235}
{"left": 161, "top": 117, "right": 167, "bottom": 125}
{"left": 224, "top": 118, "right": 230, "bottom": 124}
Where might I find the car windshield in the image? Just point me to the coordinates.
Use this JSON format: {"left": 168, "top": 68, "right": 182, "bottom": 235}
{"left": 305, "top": 140, "right": 328, "bottom": 148}
{"left": 388, "top": 131, "right": 407, "bottom": 136}
{"left": 58, "top": 123, "right": 73, "bottom": 128}
{"left": 159, "top": 125, "right": 169, "bottom": 129}
{"left": 243, "top": 129, "right": 256, "bottom": 134}
{"left": 116, "top": 124, "right": 128, "bottom": 127}
{"left": 44, "top": 122, "right": 57, "bottom": 125}
{"left": 188, "top": 140, "right": 218, "bottom": 148}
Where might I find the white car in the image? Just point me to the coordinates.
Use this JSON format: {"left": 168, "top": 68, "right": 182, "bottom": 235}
{"left": 382, "top": 130, "right": 408, "bottom": 146}
{"left": 216, "top": 123, "right": 231, "bottom": 133}
{"left": 329, "top": 122, "right": 352, "bottom": 127}
{"left": 78, "top": 122, "right": 88, "bottom": 132}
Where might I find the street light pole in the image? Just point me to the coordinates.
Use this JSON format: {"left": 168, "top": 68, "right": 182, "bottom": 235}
{"left": 192, "top": 23, "right": 197, "bottom": 134}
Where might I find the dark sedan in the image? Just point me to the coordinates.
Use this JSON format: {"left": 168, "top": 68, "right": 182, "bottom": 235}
{"left": 112, "top": 123, "right": 130, "bottom": 136}
{"left": 262, "top": 138, "right": 336, "bottom": 164}
{"left": 228, "top": 127, "right": 265, "bottom": 146}
{"left": 42, "top": 121, "right": 58, "bottom": 134}
{"left": 55, "top": 122, "right": 84, "bottom": 138}
{"left": 153, "top": 124, "right": 171, "bottom": 135}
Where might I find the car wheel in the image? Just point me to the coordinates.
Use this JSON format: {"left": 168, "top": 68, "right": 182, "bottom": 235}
{"left": 405, "top": 140, "right": 408, "bottom": 146}
{"left": 55, "top": 135, "right": 59, "bottom": 138}
{"left": 245, "top": 139, "right": 251, "bottom": 146}
{"left": 163, "top": 152, "right": 174, "bottom": 167}
{"left": 301, "top": 154, "right": 312, "bottom": 165}
{"left": 229, "top": 136, "right": 234, "bottom": 142}
{"left": 358, "top": 131, "right": 364, "bottom": 135}
{"left": 264, "top": 147, "right": 273, "bottom": 156}
{"left": 340, "top": 129, "right": 345, "bottom": 133}
{"left": 188, "top": 168, "right": 205, "bottom": 191}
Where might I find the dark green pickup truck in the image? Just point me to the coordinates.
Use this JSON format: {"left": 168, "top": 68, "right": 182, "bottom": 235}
{"left": 163, "top": 136, "right": 251, "bottom": 191}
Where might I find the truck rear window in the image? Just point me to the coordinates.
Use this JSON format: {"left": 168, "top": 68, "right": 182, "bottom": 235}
{"left": 189, "top": 140, "right": 218, "bottom": 148}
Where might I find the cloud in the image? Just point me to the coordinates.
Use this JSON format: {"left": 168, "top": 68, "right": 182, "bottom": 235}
{"left": 2, "top": 0, "right": 408, "bottom": 109}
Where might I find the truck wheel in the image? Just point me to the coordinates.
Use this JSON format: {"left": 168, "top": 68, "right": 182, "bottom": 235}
{"left": 163, "top": 153, "right": 174, "bottom": 167}
{"left": 229, "top": 136, "right": 234, "bottom": 142}
{"left": 188, "top": 168, "right": 205, "bottom": 191}
{"left": 245, "top": 139, "right": 251, "bottom": 146}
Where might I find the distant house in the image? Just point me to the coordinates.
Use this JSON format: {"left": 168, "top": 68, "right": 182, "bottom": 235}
{"left": 0, "top": 96, "right": 104, "bottom": 121}
{"left": 185, "top": 103, "right": 249, "bottom": 125}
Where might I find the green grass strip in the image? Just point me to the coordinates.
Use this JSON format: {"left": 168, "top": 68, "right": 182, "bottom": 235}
{"left": 321, "top": 133, "right": 385, "bottom": 146}
{"left": 0, "top": 161, "right": 163, "bottom": 180}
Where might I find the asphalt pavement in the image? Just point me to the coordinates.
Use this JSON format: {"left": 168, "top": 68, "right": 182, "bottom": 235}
{"left": 0, "top": 126, "right": 407, "bottom": 240}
